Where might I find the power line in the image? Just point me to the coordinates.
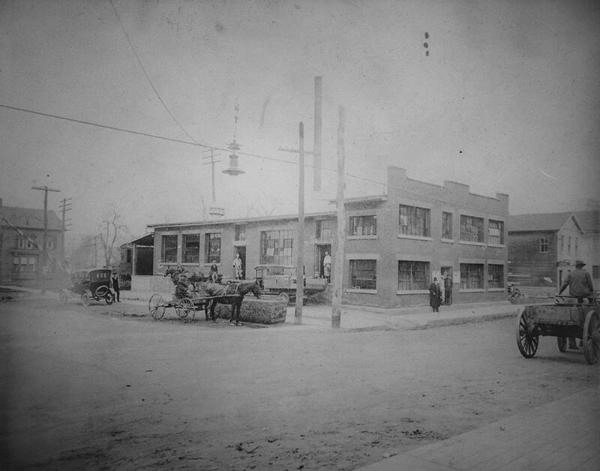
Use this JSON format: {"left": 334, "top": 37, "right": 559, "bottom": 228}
{"left": 109, "top": 0, "right": 199, "bottom": 145}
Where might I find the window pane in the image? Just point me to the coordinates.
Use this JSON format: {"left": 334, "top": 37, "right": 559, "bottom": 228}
{"left": 488, "top": 220, "right": 504, "bottom": 245}
{"left": 205, "top": 233, "right": 221, "bottom": 263}
{"left": 350, "top": 259, "right": 377, "bottom": 290}
{"left": 442, "top": 212, "right": 453, "bottom": 239}
{"left": 398, "top": 261, "right": 429, "bottom": 290}
{"left": 488, "top": 264, "right": 504, "bottom": 288}
{"left": 460, "top": 215, "right": 484, "bottom": 242}
{"left": 349, "top": 215, "right": 377, "bottom": 236}
{"left": 161, "top": 235, "right": 178, "bottom": 263}
{"left": 399, "top": 205, "right": 430, "bottom": 237}
{"left": 183, "top": 234, "right": 200, "bottom": 263}
{"left": 260, "top": 230, "right": 294, "bottom": 265}
{"left": 460, "top": 263, "right": 484, "bottom": 289}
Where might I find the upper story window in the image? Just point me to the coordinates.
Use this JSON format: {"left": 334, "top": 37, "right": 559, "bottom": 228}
{"left": 161, "top": 235, "right": 178, "bottom": 263}
{"left": 182, "top": 234, "right": 200, "bottom": 263}
{"left": 234, "top": 225, "right": 246, "bottom": 242}
{"left": 205, "top": 233, "right": 221, "bottom": 263}
{"left": 399, "top": 205, "right": 430, "bottom": 237}
{"left": 349, "top": 215, "right": 377, "bottom": 237}
{"left": 442, "top": 212, "right": 453, "bottom": 239}
{"left": 316, "top": 219, "right": 335, "bottom": 240}
{"left": 539, "top": 237, "right": 549, "bottom": 253}
{"left": 460, "top": 215, "right": 484, "bottom": 243}
{"left": 488, "top": 220, "right": 504, "bottom": 245}
{"left": 260, "top": 230, "right": 294, "bottom": 265}
{"left": 349, "top": 259, "right": 377, "bottom": 290}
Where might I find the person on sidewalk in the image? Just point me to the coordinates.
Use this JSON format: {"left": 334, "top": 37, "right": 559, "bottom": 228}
{"left": 558, "top": 260, "right": 594, "bottom": 349}
{"left": 233, "top": 252, "right": 243, "bottom": 280}
{"left": 444, "top": 272, "right": 453, "bottom": 305}
{"left": 429, "top": 277, "right": 442, "bottom": 312}
{"left": 111, "top": 272, "right": 120, "bottom": 303}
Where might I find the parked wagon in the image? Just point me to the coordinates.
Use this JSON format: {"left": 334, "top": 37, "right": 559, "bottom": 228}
{"left": 516, "top": 296, "right": 600, "bottom": 364}
{"left": 147, "top": 290, "right": 211, "bottom": 321}
{"left": 254, "top": 264, "right": 328, "bottom": 304}
{"left": 58, "top": 268, "right": 115, "bottom": 306}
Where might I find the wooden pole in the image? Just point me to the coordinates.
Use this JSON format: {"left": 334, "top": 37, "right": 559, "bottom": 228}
{"left": 32, "top": 185, "right": 59, "bottom": 293}
{"left": 295, "top": 122, "right": 305, "bottom": 324}
{"left": 313, "top": 76, "right": 322, "bottom": 192}
{"left": 332, "top": 106, "right": 345, "bottom": 328}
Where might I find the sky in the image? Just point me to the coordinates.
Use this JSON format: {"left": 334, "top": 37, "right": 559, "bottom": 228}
{"left": 1, "top": 0, "right": 599, "bottom": 248}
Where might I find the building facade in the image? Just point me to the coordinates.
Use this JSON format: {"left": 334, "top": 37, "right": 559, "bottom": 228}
{"left": 508, "top": 210, "right": 600, "bottom": 290}
{"left": 145, "top": 167, "right": 509, "bottom": 308}
{"left": 0, "top": 199, "right": 65, "bottom": 286}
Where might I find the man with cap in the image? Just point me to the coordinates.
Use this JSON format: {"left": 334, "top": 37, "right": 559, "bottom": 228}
{"left": 558, "top": 260, "right": 595, "bottom": 349}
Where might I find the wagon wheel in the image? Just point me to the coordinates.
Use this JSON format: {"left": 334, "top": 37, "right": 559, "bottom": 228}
{"left": 279, "top": 292, "right": 290, "bottom": 304}
{"left": 582, "top": 311, "right": 600, "bottom": 365}
{"left": 148, "top": 294, "right": 166, "bottom": 320}
{"left": 58, "top": 289, "right": 69, "bottom": 304}
{"left": 516, "top": 308, "right": 538, "bottom": 358}
{"left": 175, "top": 298, "right": 194, "bottom": 319}
{"left": 557, "top": 337, "right": 567, "bottom": 353}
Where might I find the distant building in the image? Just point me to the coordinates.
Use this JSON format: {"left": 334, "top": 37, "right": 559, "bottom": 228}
{"left": 137, "top": 167, "right": 509, "bottom": 308}
{"left": 0, "top": 198, "right": 65, "bottom": 286}
{"left": 508, "top": 210, "right": 599, "bottom": 289}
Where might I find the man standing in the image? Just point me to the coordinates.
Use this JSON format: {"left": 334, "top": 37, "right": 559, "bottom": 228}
{"left": 323, "top": 252, "right": 332, "bottom": 283}
{"left": 444, "top": 272, "right": 453, "bottom": 305}
{"left": 233, "top": 252, "right": 243, "bottom": 280}
{"left": 558, "top": 260, "right": 595, "bottom": 349}
{"left": 111, "top": 272, "right": 120, "bottom": 303}
{"left": 429, "top": 277, "right": 442, "bottom": 312}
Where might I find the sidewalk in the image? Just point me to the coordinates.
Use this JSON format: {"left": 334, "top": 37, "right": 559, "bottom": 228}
{"left": 356, "top": 387, "right": 600, "bottom": 471}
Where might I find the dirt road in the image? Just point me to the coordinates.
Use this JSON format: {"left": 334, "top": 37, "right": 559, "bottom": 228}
{"left": 1, "top": 298, "right": 596, "bottom": 470}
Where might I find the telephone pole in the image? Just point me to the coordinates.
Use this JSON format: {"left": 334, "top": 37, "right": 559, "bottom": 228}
{"left": 295, "top": 122, "right": 305, "bottom": 324}
{"left": 58, "top": 198, "right": 72, "bottom": 263}
{"left": 32, "top": 185, "right": 60, "bottom": 293}
{"left": 332, "top": 106, "right": 346, "bottom": 328}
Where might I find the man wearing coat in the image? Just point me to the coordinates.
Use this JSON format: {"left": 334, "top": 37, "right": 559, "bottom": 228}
{"left": 429, "top": 277, "right": 442, "bottom": 312}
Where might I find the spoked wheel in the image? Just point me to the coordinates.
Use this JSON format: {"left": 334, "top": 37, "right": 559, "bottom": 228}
{"left": 104, "top": 291, "right": 115, "bottom": 305}
{"left": 175, "top": 298, "right": 194, "bottom": 320}
{"left": 58, "top": 289, "right": 69, "bottom": 304}
{"left": 95, "top": 286, "right": 114, "bottom": 305}
{"left": 557, "top": 336, "right": 567, "bottom": 353}
{"left": 582, "top": 311, "right": 600, "bottom": 365}
{"left": 148, "top": 294, "right": 166, "bottom": 320}
{"left": 516, "top": 308, "right": 539, "bottom": 358}
{"left": 81, "top": 292, "right": 90, "bottom": 306}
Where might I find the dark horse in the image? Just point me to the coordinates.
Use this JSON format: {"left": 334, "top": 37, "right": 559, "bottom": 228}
{"left": 204, "top": 280, "right": 261, "bottom": 325}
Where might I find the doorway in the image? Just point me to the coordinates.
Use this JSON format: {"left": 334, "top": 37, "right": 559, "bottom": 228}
{"left": 315, "top": 244, "right": 332, "bottom": 280}
{"left": 441, "top": 266, "right": 453, "bottom": 305}
{"left": 233, "top": 246, "right": 246, "bottom": 279}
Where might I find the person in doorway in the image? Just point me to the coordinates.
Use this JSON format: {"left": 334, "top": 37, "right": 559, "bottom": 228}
{"left": 323, "top": 252, "right": 332, "bottom": 283}
{"left": 111, "top": 272, "right": 120, "bottom": 303}
{"left": 558, "top": 260, "right": 595, "bottom": 349}
{"left": 233, "top": 252, "right": 243, "bottom": 280}
{"left": 444, "top": 272, "right": 453, "bottom": 305}
{"left": 429, "top": 277, "right": 442, "bottom": 312}
{"left": 209, "top": 262, "right": 220, "bottom": 283}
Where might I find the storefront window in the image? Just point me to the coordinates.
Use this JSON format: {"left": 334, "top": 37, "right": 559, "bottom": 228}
{"left": 260, "top": 230, "right": 294, "bottom": 265}
{"left": 183, "top": 234, "right": 200, "bottom": 263}
{"left": 161, "top": 235, "right": 178, "bottom": 263}
{"left": 205, "top": 233, "right": 221, "bottom": 263}
{"left": 398, "top": 261, "right": 429, "bottom": 290}
{"left": 460, "top": 263, "right": 484, "bottom": 289}
{"left": 350, "top": 259, "right": 377, "bottom": 290}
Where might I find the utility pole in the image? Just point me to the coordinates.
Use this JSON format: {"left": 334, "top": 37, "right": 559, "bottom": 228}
{"left": 295, "top": 122, "right": 305, "bottom": 324}
{"left": 32, "top": 185, "right": 60, "bottom": 293}
{"left": 58, "top": 198, "right": 72, "bottom": 264}
{"left": 313, "top": 76, "right": 322, "bottom": 191}
{"left": 203, "top": 148, "right": 224, "bottom": 217}
{"left": 332, "top": 106, "right": 346, "bottom": 328}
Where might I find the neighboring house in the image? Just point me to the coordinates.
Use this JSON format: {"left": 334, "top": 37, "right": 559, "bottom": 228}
{"left": 140, "top": 166, "right": 509, "bottom": 308}
{"left": 508, "top": 210, "right": 599, "bottom": 289}
{"left": 0, "top": 198, "right": 65, "bottom": 286}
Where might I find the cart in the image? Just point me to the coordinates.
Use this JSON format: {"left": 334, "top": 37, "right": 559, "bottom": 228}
{"left": 147, "top": 291, "right": 211, "bottom": 321}
{"left": 58, "top": 268, "right": 114, "bottom": 306}
{"left": 254, "top": 265, "right": 328, "bottom": 304}
{"left": 516, "top": 296, "right": 600, "bottom": 364}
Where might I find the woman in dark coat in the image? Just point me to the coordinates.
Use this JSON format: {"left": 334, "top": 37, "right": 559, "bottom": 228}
{"left": 429, "top": 277, "right": 442, "bottom": 312}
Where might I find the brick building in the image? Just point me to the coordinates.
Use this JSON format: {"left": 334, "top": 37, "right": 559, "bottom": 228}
{"left": 140, "top": 167, "right": 509, "bottom": 307}
{"left": 508, "top": 210, "right": 600, "bottom": 290}
{"left": 0, "top": 198, "right": 64, "bottom": 286}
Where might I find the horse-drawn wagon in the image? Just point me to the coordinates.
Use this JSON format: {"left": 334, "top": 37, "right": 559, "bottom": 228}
{"left": 516, "top": 296, "right": 600, "bottom": 364}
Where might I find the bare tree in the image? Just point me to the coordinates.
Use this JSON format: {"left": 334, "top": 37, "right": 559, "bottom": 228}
{"left": 98, "top": 210, "right": 128, "bottom": 268}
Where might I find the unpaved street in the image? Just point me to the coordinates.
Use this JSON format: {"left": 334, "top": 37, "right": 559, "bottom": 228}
{"left": 1, "top": 298, "right": 597, "bottom": 470}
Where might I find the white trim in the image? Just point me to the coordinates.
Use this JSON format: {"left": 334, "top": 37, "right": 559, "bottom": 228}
{"left": 346, "top": 288, "right": 377, "bottom": 294}
{"left": 397, "top": 234, "right": 433, "bottom": 242}
{"left": 396, "top": 289, "right": 429, "bottom": 295}
{"left": 461, "top": 288, "right": 485, "bottom": 293}
{"left": 441, "top": 238, "right": 454, "bottom": 244}
{"left": 458, "top": 240, "right": 486, "bottom": 247}
{"left": 346, "top": 253, "right": 379, "bottom": 260}
{"left": 487, "top": 243, "right": 506, "bottom": 249}
{"left": 348, "top": 235, "right": 378, "bottom": 240}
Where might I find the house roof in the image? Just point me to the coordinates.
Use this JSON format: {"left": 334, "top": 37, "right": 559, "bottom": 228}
{"left": 0, "top": 205, "right": 63, "bottom": 231}
{"left": 509, "top": 210, "right": 599, "bottom": 234}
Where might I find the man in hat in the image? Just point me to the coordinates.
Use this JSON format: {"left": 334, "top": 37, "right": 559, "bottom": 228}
{"left": 558, "top": 260, "right": 594, "bottom": 303}
{"left": 558, "top": 260, "right": 595, "bottom": 349}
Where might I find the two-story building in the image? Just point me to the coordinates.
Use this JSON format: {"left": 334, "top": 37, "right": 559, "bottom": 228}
{"left": 508, "top": 210, "right": 600, "bottom": 291}
{"left": 139, "top": 167, "right": 509, "bottom": 308}
{"left": 0, "top": 198, "right": 64, "bottom": 286}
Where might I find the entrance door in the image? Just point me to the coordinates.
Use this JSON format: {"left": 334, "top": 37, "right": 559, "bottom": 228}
{"left": 315, "top": 244, "right": 332, "bottom": 280}
{"left": 233, "top": 247, "right": 246, "bottom": 279}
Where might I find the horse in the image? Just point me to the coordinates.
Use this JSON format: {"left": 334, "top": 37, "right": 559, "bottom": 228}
{"left": 203, "top": 279, "right": 261, "bottom": 325}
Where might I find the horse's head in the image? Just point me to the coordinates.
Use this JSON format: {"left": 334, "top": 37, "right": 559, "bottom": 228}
{"left": 250, "top": 280, "right": 261, "bottom": 299}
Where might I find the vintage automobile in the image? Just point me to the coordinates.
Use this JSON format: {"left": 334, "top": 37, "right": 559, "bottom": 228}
{"left": 59, "top": 268, "right": 115, "bottom": 306}
{"left": 254, "top": 264, "right": 328, "bottom": 304}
